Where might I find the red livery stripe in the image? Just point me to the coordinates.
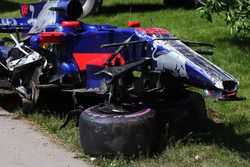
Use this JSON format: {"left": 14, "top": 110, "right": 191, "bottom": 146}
{"left": 136, "top": 28, "right": 169, "bottom": 35}
{"left": 21, "top": 5, "right": 29, "bottom": 15}
{"left": 39, "top": 32, "right": 65, "bottom": 43}
{"left": 73, "top": 53, "right": 125, "bottom": 70}
{"left": 128, "top": 21, "right": 141, "bottom": 28}
{"left": 61, "top": 21, "right": 81, "bottom": 28}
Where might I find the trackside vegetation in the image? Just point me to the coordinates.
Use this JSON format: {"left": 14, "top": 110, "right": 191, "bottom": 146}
{"left": 200, "top": 0, "right": 250, "bottom": 34}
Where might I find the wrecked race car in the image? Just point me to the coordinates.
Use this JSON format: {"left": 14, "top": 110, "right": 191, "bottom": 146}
{"left": 0, "top": 0, "right": 245, "bottom": 157}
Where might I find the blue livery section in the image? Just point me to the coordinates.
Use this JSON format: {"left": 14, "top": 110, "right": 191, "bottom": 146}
{"left": 0, "top": 0, "right": 242, "bottom": 102}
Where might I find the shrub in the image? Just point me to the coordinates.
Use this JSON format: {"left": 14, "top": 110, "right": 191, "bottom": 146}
{"left": 200, "top": 0, "right": 250, "bottom": 34}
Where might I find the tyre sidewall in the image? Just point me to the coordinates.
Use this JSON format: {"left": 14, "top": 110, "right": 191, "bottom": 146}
{"left": 79, "top": 105, "right": 158, "bottom": 157}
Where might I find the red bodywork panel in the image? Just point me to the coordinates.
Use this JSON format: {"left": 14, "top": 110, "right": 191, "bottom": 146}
{"left": 128, "top": 21, "right": 141, "bottom": 28}
{"left": 61, "top": 21, "right": 81, "bottom": 28}
{"left": 39, "top": 32, "right": 65, "bottom": 43}
{"left": 21, "top": 5, "right": 29, "bottom": 15}
{"left": 73, "top": 53, "right": 125, "bottom": 70}
{"left": 136, "top": 28, "right": 169, "bottom": 35}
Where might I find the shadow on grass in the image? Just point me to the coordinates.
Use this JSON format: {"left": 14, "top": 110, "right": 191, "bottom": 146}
{"left": 0, "top": 90, "right": 249, "bottom": 160}
{"left": 98, "top": 4, "right": 166, "bottom": 16}
{"left": 218, "top": 36, "right": 250, "bottom": 53}
{"left": 0, "top": 1, "right": 19, "bottom": 14}
{"left": 97, "top": 3, "right": 197, "bottom": 16}
{"left": 201, "top": 118, "right": 250, "bottom": 159}
{"left": 157, "top": 109, "right": 249, "bottom": 160}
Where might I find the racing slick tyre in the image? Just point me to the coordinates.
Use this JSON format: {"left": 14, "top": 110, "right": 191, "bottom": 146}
{"left": 40, "top": 0, "right": 102, "bottom": 17}
{"left": 0, "top": 89, "right": 20, "bottom": 112}
{"left": 22, "top": 98, "right": 35, "bottom": 113}
{"left": 187, "top": 92, "right": 209, "bottom": 132}
{"left": 79, "top": 103, "right": 158, "bottom": 157}
{"left": 0, "top": 67, "right": 7, "bottom": 79}
{"left": 0, "top": 80, "right": 20, "bottom": 111}
{"left": 79, "top": 0, "right": 102, "bottom": 17}
{"left": 151, "top": 92, "right": 209, "bottom": 135}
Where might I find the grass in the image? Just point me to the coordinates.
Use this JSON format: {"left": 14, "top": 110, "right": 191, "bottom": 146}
{"left": 1, "top": 0, "right": 250, "bottom": 166}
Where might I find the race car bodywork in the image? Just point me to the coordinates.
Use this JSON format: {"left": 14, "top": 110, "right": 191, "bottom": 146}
{"left": 0, "top": 0, "right": 243, "bottom": 107}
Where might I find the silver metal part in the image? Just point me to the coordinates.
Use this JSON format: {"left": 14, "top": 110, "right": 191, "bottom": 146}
{"left": 6, "top": 48, "right": 42, "bottom": 71}
{"left": 10, "top": 34, "right": 29, "bottom": 55}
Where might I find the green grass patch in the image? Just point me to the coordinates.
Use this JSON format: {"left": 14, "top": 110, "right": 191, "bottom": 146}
{"left": 1, "top": 0, "right": 250, "bottom": 166}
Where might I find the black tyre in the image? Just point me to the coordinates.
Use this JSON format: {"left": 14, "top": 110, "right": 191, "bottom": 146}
{"left": 41, "top": 0, "right": 102, "bottom": 17}
{"left": 79, "top": 104, "right": 158, "bottom": 157}
{"left": 0, "top": 80, "right": 11, "bottom": 89}
{"left": 148, "top": 92, "right": 209, "bottom": 136}
{"left": 0, "top": 67, "right": 7, "bottom": 79}
{"left": 0, "top": 89, "right": 21, "bottom": 111}
{"left": 186, "top": 92, "right": 208, "bottom": 132}
{"left": 22, "top": 98, "right": 35, "bottom": 113}
{"left": 79, "top": 0, "right": 102, "bottom": 17}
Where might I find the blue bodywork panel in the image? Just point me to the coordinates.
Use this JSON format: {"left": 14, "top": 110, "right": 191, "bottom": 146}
{"left": 0, "top": 0, "right": 241, "bottom": 101}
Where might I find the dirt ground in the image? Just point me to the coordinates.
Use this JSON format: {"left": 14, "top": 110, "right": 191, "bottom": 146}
{"left": 0, "top": 108, "right": 90, "bottom": 167}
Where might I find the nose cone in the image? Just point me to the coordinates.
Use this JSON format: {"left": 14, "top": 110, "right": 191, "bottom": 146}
{"left": 152, "top": 39, "right": 240, "bottom": 94}
{"left": 222, "top": 80, "right": 239, "bottom": 93}
{"left": 184, "top": 59, "right": 239, "bottom": 93}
